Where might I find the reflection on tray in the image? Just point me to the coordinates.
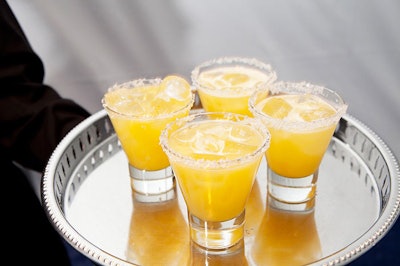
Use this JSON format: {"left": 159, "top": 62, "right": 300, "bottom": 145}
{"left": 127, "top": 188, "right": 189, "bottom": 265}
{"left": 190, "top": 239, "right": 248, "bottom": 266}
{"left": 125, "top": 179, "right": 323, "bottom": 266}
{"left": 48, "top": 111, "right": 399, "bottom": 266}
{"left": 126, "top": 186, "right": 251, "bottom": 266}
{"left": 251, "top": 195, "right": 322, "bottom": 265}
{"left": 244, "top": 180, "right": 265, "bottom": 238}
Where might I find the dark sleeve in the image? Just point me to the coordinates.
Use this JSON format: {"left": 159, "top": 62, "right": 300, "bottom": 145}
{"left": 0, "top": 0, "right": 91, "bottom": 171}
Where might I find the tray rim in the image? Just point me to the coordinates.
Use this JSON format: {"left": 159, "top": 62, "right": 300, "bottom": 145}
{"left": 42, "top": 109, "right": 400, "bottom": 266}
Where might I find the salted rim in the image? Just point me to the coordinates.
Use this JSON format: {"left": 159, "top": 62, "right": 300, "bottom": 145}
{"left": 160, "top": 111, "right": 271, "bottom": 169}
{"left": 191, "top": 56, "right": 277, "bottom": 97}
{"left": 101, "top": 78, "right": 195, "bottom": 120}
{"left": 249, "top": 81, "right": 349, "bottom": 131}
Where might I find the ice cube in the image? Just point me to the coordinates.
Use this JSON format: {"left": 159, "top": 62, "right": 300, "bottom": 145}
{"left": 192, "top": 131, "right": 225, "bottom": 155}
{"left": 261, "top": 97, "right": 292, "bottom": 119}
{"left": 160, "top": 75, "right": 191, "bottom": 101}
{"left": 203, "top": 125, "right": 230, "bottom": 138}
{"left": 222, "top": 72, "right": 250, "bottom": 85}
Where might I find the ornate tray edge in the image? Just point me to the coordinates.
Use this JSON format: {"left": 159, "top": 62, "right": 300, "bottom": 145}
{"left": 41, "top": 110, "right": 400, "bottom": 266}
{"left": 318, "top": 114, "right": 400, "bottom": 265}
{"left": 42, "top": 110, "right": 134, "bottom": 266}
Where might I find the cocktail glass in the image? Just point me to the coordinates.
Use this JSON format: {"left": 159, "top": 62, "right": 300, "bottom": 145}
{"left": 102, "top": 76, "right": 194, "bottom": 195}
{"left": 249, "top": 81, "right": 347, "bottom": 204}
{"left": 191, "top": 57, "right": 277, "bottom": 116}
{"left": 160, "top": 112, "right": 270, "bottom": 250}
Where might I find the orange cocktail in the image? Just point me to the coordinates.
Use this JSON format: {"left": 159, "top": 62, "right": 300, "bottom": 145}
{"left": 191, "top": 57, "right": 277, "bottom": 116}
{"left": 102, "top": 76, "right": 194, "bottom": 194}
{"left": 250, "top": 81, "right": 347, "bottom": 203}
{"left": 160, "top": 112, "right": 270, "bottom": 249}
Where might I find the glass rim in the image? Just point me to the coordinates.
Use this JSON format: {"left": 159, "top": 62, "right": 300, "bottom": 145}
{"left": 249, "top": 81, "right": 348, "bottom": 130}
{"left": 101, "top": 78, "right": 195, "bottom": 120}
{"left": 191, "top": 56, "right": 277, "bottom": 95}
{"left": 160, "top": 111, "right": 271, "bottom": 169}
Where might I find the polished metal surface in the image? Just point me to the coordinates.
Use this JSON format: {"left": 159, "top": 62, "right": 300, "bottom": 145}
{"left": 42, "top": 104, "right": 400, "bottom": 266}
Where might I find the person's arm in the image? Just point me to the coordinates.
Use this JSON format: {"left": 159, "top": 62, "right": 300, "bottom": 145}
{"left": 0, "top": 0, "right": 91, "bottom": 171}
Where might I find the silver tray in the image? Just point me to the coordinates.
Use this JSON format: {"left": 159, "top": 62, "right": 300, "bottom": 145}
{"left": 42, "top": 105, "right": 400, "bottom": 266}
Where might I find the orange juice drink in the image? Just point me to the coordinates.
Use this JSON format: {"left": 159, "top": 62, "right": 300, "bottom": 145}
{"left": 160, "top": 112, "right": 270, "bottom": 249}
{"left": 249, "top": 81, "right": 347, "bottom": 203}
{"left": 102, "top": 76, "right": 194, "bottom": 194}
{"left": 165, "top": 119, "right": 265, "bottom": 222}
{"left": 191, "top": 57, "right": 277, "bottom": 116}
{"left": 257, "top": 93, "right": 338, "bottom": 177}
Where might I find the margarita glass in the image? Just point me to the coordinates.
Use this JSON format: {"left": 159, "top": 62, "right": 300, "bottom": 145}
{"left": 102, "top": 76, "right": 194, "bottom": 195}
{"left": 160, "top": 112, "right": 270, "bottom": 249}
{"left": 191, "top": 57, "right": 277, "bottom": 116}
{"left": 249, "top": 81, "right": 347, "bottom": 203}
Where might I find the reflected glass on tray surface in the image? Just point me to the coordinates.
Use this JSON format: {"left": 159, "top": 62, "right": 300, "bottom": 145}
{"left": 126, "top": 188, "right": 190, "bottom": 265}
{"left": 102, "top": 75, "right": 194, "bottom": 195}
{"left": 189, "top": 239, "right": 248, "bottom": 266}
{"left": 251, "top": 194, "right": 322, "bottom": 265}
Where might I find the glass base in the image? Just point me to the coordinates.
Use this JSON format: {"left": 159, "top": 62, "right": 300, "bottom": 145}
{"left": 189, "top": 238, "right": 246, "bottom": 264}
{"left": 189, "top": 211, "right": 245, "bottom": 250}
{"left": 129, "top": 165, "right": 175, "bottom": 195}
{"left": 131, "top": 187, "right": 176, "bottom": 203}
{"left": 267, "top": 194, "right": 316, "bottom": 212}
{"left": 268, "top": 167, "right": 318, "bottom": 204}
